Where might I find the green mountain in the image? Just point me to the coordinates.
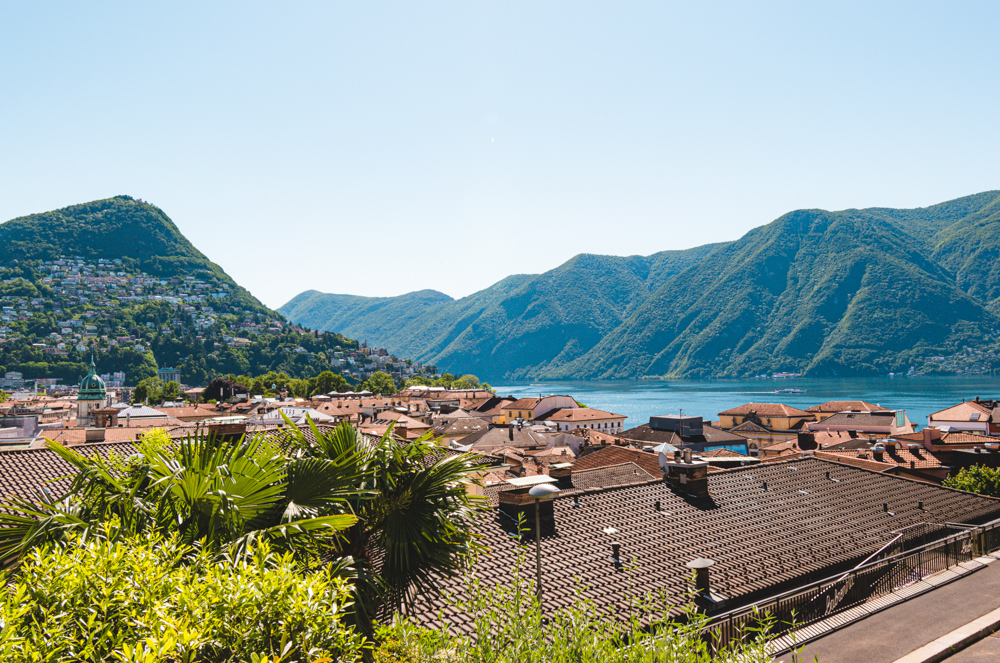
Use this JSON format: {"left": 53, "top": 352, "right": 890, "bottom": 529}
{"left": 280, "top": 191, "right": 1000, "bottom": 381}
{"left": 0, "top": 196, "right": 358, "bottom": 386}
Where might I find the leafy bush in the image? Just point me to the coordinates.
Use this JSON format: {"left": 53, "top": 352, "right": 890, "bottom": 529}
{"left": 944, "top": 464, "right": 1000, "bottom": 497}
{"left": 0, "top": 525, "right": 366, "bottom": 662}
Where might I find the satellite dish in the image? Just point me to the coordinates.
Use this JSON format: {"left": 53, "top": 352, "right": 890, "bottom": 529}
{"left": 659, "top": 452, "right": 669, "bottom": 472}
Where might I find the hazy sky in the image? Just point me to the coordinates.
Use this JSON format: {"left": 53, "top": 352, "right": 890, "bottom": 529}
{"left": 2, "top": 2, "right": 999, "bottom": 308}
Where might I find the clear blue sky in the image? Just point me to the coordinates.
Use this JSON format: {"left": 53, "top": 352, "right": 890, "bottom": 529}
{"left": 2, "top": 2, "right": 998, "bottom": 308}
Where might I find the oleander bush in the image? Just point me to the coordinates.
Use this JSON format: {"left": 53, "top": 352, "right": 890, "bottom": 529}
{"left": 0, "top": 524, "right": 366, "bottom": 663}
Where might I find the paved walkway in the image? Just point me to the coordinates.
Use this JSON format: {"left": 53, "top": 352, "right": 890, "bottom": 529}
{"left": 944, "top": 635, "right": 1000, "bottom": 662}
{"left": 774, "top": 558, "right": 1000, "bottom": 663}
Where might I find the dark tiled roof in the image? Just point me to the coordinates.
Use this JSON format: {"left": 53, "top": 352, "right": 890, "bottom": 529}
{"left": 461, "top": 426, "right": 552, "bottom": 450}
{"left": 0, "top": 441, "right": 140, "bottom": 503}
{"left": 810, "top": 411, "right": 898, "bottom": 429}
{"left": 570, "top": 462, "right": 655, "bottom": 489}
{"left": 410, "top": 458, "right": 1000, "bottom": 634}
{"left": 620, "top": 424, "right": 747, "bottom": 446}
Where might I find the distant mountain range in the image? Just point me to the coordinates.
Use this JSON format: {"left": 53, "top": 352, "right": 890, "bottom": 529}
{"left": 280, "top": 191, "right": 1000, "bottom": 381}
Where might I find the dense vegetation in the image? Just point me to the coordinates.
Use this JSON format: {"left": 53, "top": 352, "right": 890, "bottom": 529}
{"left": 281, "top": 191, "right": 1000, "bottom": 380}
{"left": 0, "top": 530, "right": 365, "bottom": 662}
{"left": 0, "top": 196, "right": 359, "bottom": 385}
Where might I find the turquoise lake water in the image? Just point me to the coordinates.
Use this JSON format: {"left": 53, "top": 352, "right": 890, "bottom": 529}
{"left": 492, "top": 376, "right": 1000, "bottom": 430}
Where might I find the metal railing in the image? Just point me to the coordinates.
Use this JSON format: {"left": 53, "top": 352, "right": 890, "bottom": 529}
{"left": 707, "top": 518, "right": 1000, "bottom": 649}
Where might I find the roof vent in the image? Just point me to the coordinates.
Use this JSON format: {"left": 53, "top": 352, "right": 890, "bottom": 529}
{"left": 654, "top": 499, "right": 661, "bottom": 512}
{"left": 610, "top": 542, "right": 622, "bottom": 570}
{"left": 762, "top": 481, "right": 768, "bottom": 491}
{"left": 686, "top": 557, "right": 727, "bottom": 610}
{"left": 918, "top": 500, "right": 924, "bottom": 510}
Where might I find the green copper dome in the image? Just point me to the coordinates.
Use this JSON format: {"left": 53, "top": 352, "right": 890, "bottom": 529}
{"left": 79, "top": 357, "right": 107, "bottom": 401}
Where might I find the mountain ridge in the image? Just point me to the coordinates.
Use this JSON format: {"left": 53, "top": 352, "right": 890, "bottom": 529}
{"left": 280, "top": 191, "right": 1000, "bottom": 381}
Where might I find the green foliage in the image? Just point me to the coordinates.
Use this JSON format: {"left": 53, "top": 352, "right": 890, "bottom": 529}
{"left": 359, "top": 371, "right": 398, "bottom": 396}
{"left": 404, "top": 376, "right": 432, "bottom": 388}
{"left": 0, "top": 431, "right": 360, "bottom": 563}
{"left": 0, "top": 389, "right": 7, "bottom": 403}
{"left": 310, "top": 370, "right": 349, "bottom": 396}
{"left": 282, "top": 191, "right": 1000, "bottom": 381}
{"left": 943, "top": 464, "right": 1000, "bottom": 497}
{"left": 132, "top": 377, "right": 164, "bottom": 404}
{"left": 0, "top": 527, "right": 366, "bottom": 662}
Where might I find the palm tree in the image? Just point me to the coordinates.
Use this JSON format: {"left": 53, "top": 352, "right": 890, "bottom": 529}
{"left": 0, "top": 419, "right": 488, "bottom": 627}
{"left": 0, "top": 428, "right": 361, "bottom": 564}
{"left": 281, "top": 418, "right": 487, "bottom": 622}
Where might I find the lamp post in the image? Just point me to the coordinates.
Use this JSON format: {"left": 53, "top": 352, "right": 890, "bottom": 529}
{"left": 528, "top": 482, "right": 561, "bottom": 604}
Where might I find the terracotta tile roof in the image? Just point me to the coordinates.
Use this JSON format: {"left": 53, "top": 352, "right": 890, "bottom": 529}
{"left": 564, "top": 428, "right": 625, "bottom": 446}
{"left": 719, "top": 403, "right": 812, "bottom": 417}
{"left": 504, "top": 398, "right": 542, "bottom": 411}
{"left": 529, "top": 446, "right": 577, "bottom": 459}
{"left": 929, "top": 401, "right": 994, "bottom": 419}
{"left": 410, "top": 457, "right": 1000, "bottom": 634}
{"left": 543, "top": 408, "right": 626, "bottom": 422}
{"left": 812, "top": 451, "right": 894, "bottom": 473}
{"left": 573, "top": 445, "right": 662, "bottom": 477}
{"left": 817, "top": 448, "right": 945, "bottom": 470}
{"left": 938, "top": 432, "right": 999, "bottom": 445}
{"left": 805, "top": 401, "right": 884, "bottom": 413}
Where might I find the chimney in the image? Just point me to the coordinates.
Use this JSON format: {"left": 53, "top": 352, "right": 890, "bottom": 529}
{"left": 207, "top": 421, "right": 247, "bottom": 442}
{"left": 924, "top": 427, "right": 943, "bottom": 450}
{"left": 84, "top": 427, "right": 105, "bottom": 443}
{"left": 663, "top": 451, "right": 710, "bottom": 497}
{"left": 797, "top": 431, "right": 817, "bottom": 451}
{"left": 509, "top": 426, "right": 514, "bottom": 441}
{"left": 686, "top": 557, "right": 726, "bottom": 610}
{"left": 611, "top": 542, "right": 622, "bottom": 570}
{"left": 497, "top": 486, "right": 556, "bottom": 521}
{"left": 873, "top": 448, "right": 884, "bottom": 462}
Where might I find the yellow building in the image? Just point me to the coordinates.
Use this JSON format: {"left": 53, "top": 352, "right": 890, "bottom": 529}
{"left": 717, "top": 403, "right": 812, "bottom": 431}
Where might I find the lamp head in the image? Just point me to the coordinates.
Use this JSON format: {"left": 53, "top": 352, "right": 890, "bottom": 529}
{"left": 529, "top": 483, "right": 561, "bottom": 498}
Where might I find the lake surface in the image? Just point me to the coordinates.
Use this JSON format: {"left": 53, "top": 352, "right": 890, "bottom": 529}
{"left": 492, "top": 377, "right": 1000, "bottom": 430}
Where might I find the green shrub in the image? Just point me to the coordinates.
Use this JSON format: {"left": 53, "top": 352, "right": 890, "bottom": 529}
{"left": 371, "top": 528, "right": 787, "bottom": 663}
{"left": 0, "top": 524, "right": 366, "bottom": 662}
{"left": 944, "top": 464, "right": 1000, "bottom": 497}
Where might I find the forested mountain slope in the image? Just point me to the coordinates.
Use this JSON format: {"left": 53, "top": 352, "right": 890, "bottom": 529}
{"left": 283, "top": 191, "right": 1000, "bottom": 381}
{"left": 0, "top": 196, "right": 356, "bottom": 385}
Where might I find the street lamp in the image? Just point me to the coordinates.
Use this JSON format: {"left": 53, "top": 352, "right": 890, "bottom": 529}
{"left": 528, "top": 482, "right": 561, "bottom": 604}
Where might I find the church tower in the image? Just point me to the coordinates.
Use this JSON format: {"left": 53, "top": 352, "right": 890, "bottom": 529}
{"left": 76, "top": 354, "right": 108, "bottom": 426}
